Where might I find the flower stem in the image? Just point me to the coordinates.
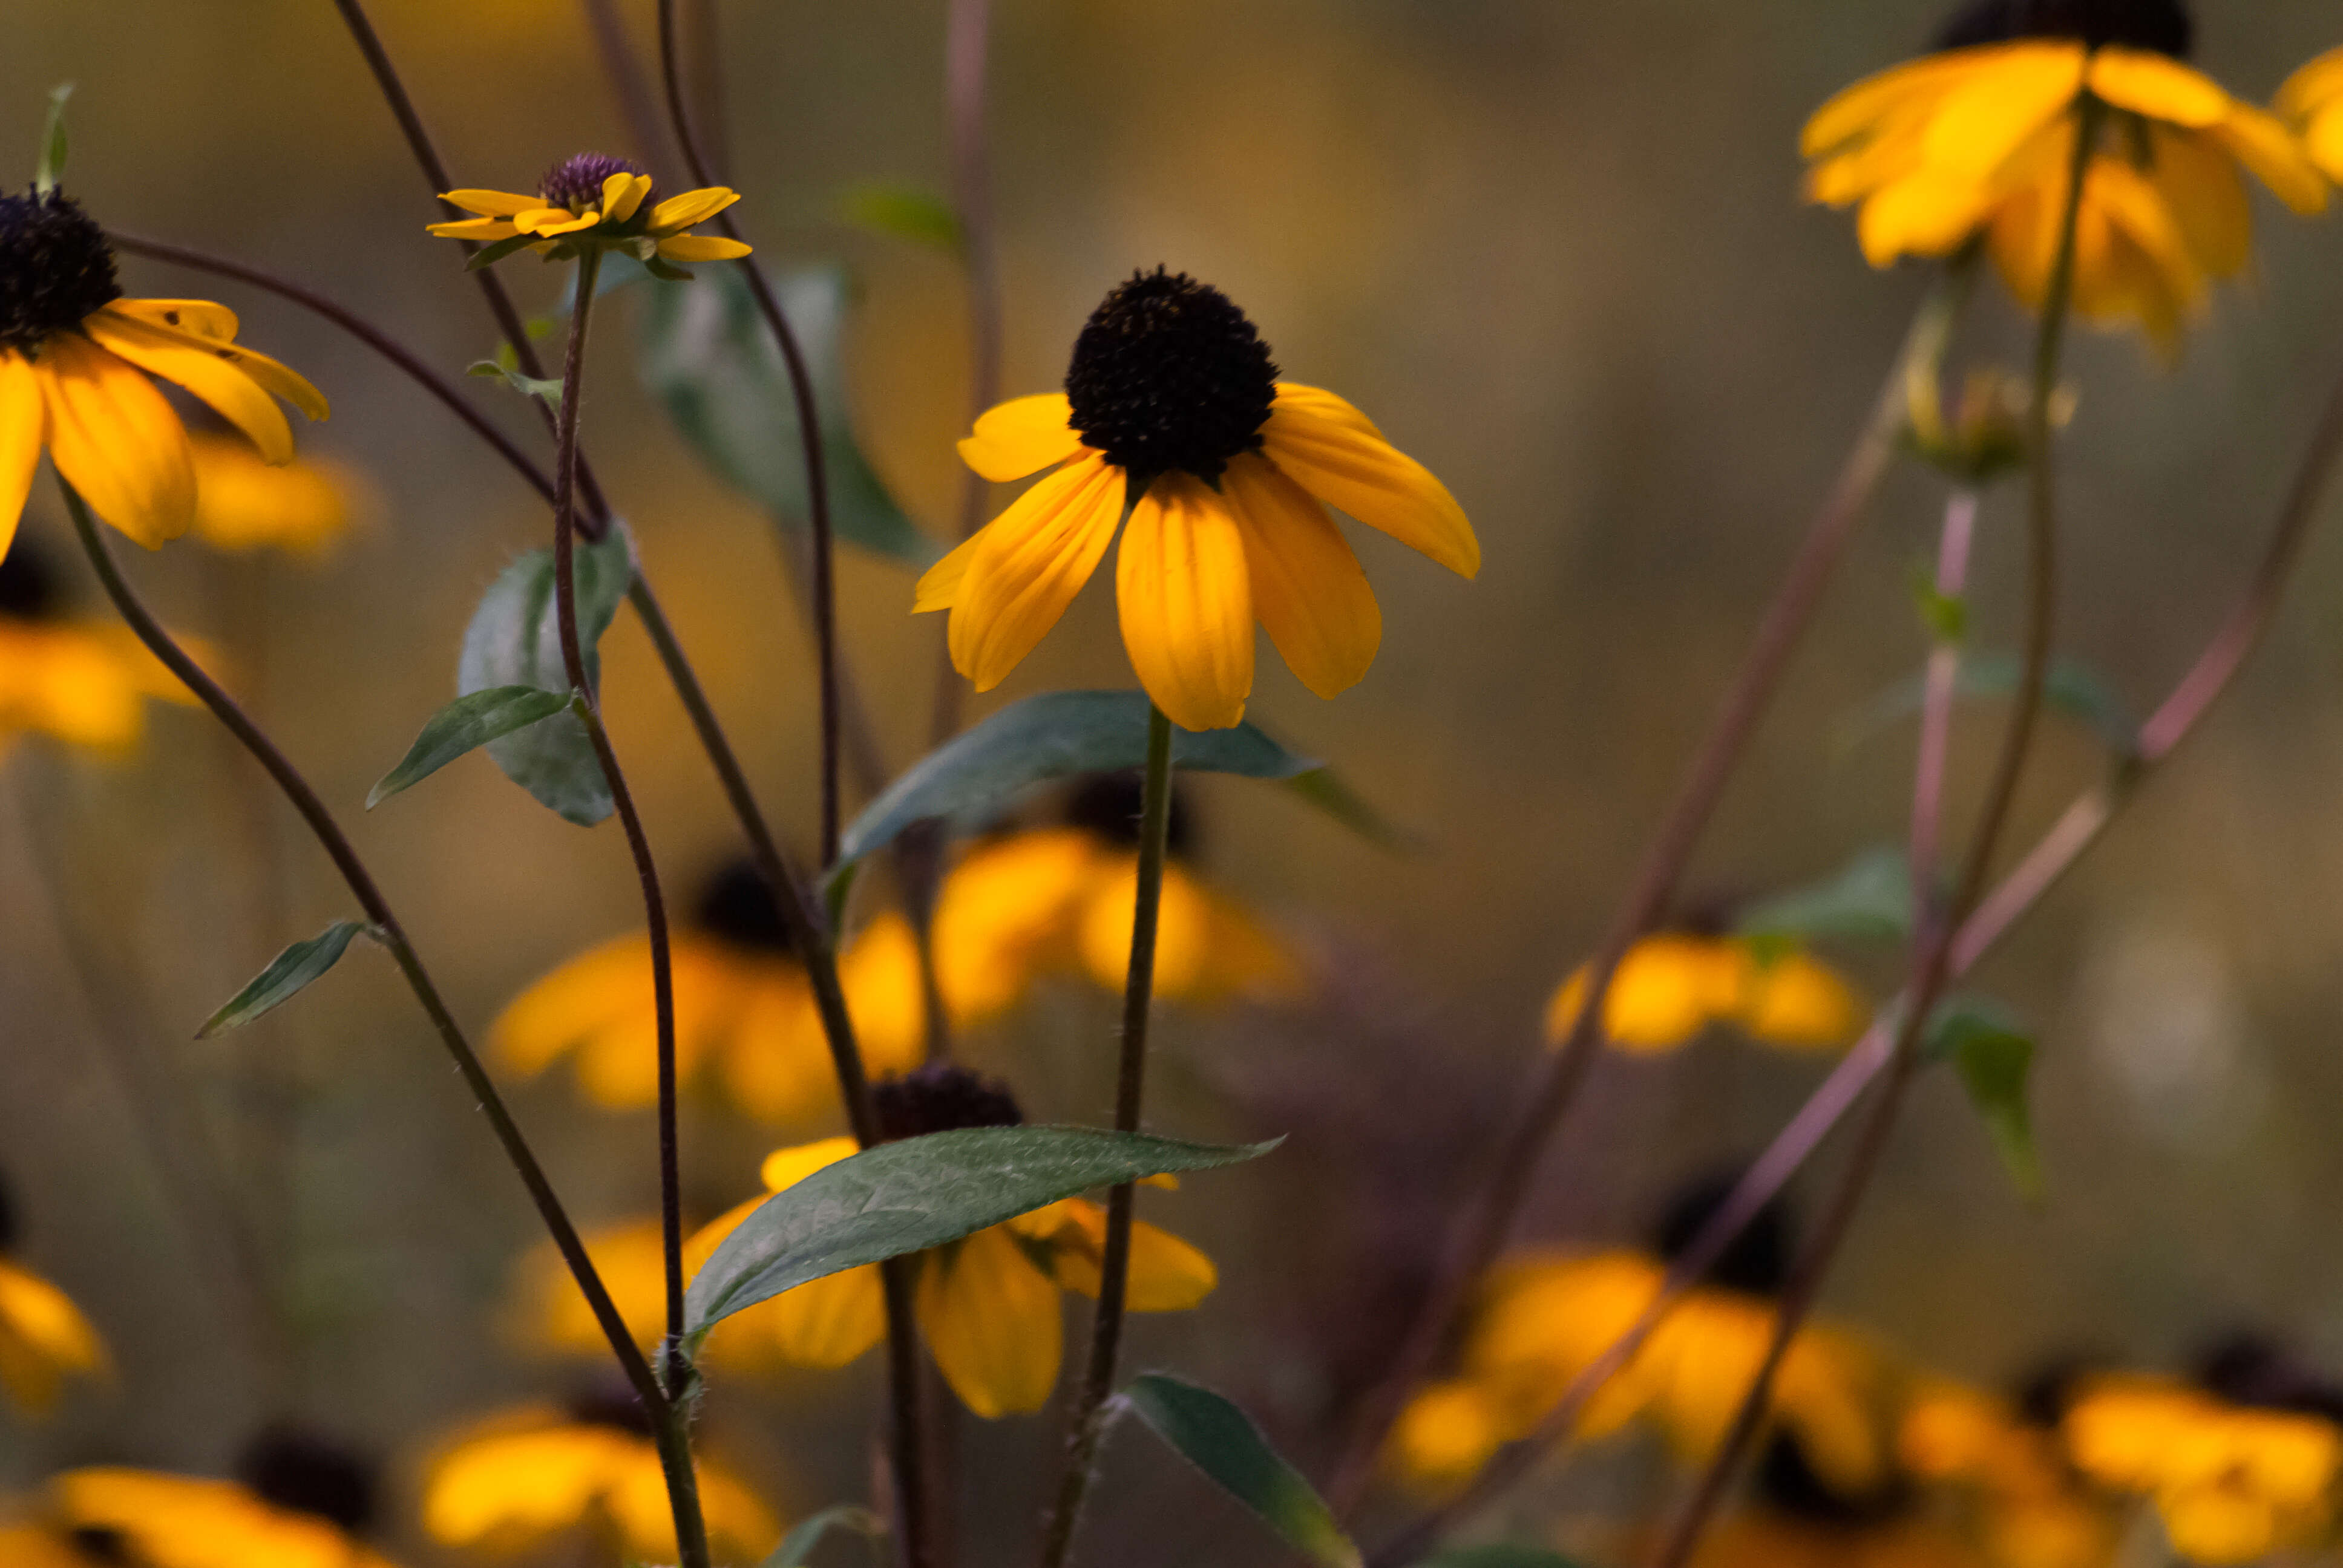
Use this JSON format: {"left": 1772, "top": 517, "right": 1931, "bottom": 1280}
{"left": 56, "top": 479, "right": 666, "bottom": 1423}
{"left": 1040, "top": 704, "right": 1176, "bottom": 1568}
{"left": 1910, "top": 488, "right": 1978, "bottom": 903}
{"left": 1327, "top": 263, "right": 1973, "bottom": 1513}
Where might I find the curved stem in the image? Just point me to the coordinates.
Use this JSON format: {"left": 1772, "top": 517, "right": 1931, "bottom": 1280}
{"left": 1040, "top": 705, "right": 1175, "bottom": 1568}
{"left": 57, "top": 480, "right": 666, "bottom": 1422}
{"left": 652, "top": 0, "right": 845, "bottom": 866}
{"left": 1327, "top": 267, "right": 1971, "bottom": 1512}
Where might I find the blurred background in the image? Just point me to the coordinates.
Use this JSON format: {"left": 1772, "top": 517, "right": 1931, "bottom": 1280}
{"left": 7, "top": 0, "right": 2343, "bottom": 1562}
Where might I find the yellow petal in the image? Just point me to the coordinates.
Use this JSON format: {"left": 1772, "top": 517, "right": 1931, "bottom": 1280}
{"left": 1855, "top": 169, "right": 2001, "bottom": 265}
{"left": 36, "top": 336, "right": 195, "bottom": 548}
{"left": 2305, "top": 105, "right": 2343, "bottom": 186}
{"left": 1262, "top": 384, "right": 1477, "bottom": 577}
{"left": 187, "top": 434, "right": 355, "bottom": 556}
{"left": 1224, "top": 452, "right": 1381, "bottom": 701}
{"left": 1116, "top": 472, "right": 1254, "bottom": 731}
{"left": 0, "top": 1261, "right": 106, "bottom": 1414}
{"left": 917, "top": 1225, "right": 1064, "bottom": 1418}
{"left": 1027, "top": 1199, "right": 1218, "bottom": 1311}
{"left": 2279, "top": 47, "right": 2343, "bottom": 122}
{"left": 521, "top": 209, "right": 601, "bottom": 238}
{"left": 0, "top": 352, "right": 45, "bottom": 563}
{"left": 949, "top": 451, "right": 1125, "bottom": 691}
{"left": 739, "top": 1264, "right": 888, "bottom": 1368}
{"left": 1738, "top": 950, "right": 1864, "bottom": 1049}
{"left": 648, "top": 186, "right": 742, "bottom": 232}
{"left": 427, "top": 217, "right": 521, "bottom": 241}
{"left": 841, "top": 912, "right": 928, "bottom": 1074}
{"left": 96, "top": 303, "right": 330, "bottom": 422}
{"left": 656, "top": 235, "right": 753, "bottom": 262}
{"left": 602, "top": 171, "right": 653, "bottom": 223}
{"left": 2087, "top": 50, "right": 2230, "bottom": 129}
{"left": 2149, "top": 125, "right": 2252, "bottom": 280}
{"left": 1544, "top": 936, "right": 1748, "bottom": 1053}
{"left": 103, "top": 299, "right": 238, "bottom": 341}
{"left": 1391, "top": 1380, "right": 1509, "bottom": 1491}
{"left": 490, "top": 934, "right": 652, "bottom": 1078}
{"left": 513, "top": 1217, "right": 667, "bottom": 1356}
{"left": 1920, "top": 42, "right": 2086, "bottom": 180}
{"left": 1801, "top": 47, "right": 2002, "bottom": 159}
{"left": 958, "top": 393, "right": 1084, "bottom": 483}
{"left": 422, "top": 1424, "right": 634, "bottom": 1547}
{"left": 1076, "top": 857, "right": 1214, "bottom": 999}
{"left": 914, "top": 531, "right": 982, "bottom": 613}
{"left": 2209, "top": 103, "right": 2330, "bottom": 215}
{"left": 441, "top": 188, "right": 544, "bottom": 217}
{"left": 719, "top": 968, "right": 834, "bottom": 1125}
{"left": 929, "top": 829, "right": 1106, "bottom": 1022}
{"left": 85, "top": 312, "right": 293, "bottom": 463}
{"left": 761, "top": 1135, "right": 863, "bottom": 1192}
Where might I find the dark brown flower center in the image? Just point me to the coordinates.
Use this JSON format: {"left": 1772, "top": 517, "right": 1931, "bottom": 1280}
{"left": 0, "top": 540, "right": 62, "bottom": 621}
{"left": 0, "top": 189, "right": 119, "bottom": 354}
{"left": 236, "top": 1426, "right": 375, "bottom": 1533}
{"left": 1935, "top": 0, "right": 2192, "bottom": 57}
{"left": 1060, "top": 771, "right": 1197, "bottom": 860}
{"left": 694, "top": 859, "right": 794, "bottom": 957}
{"left": 1651, "top": 1170, "right": 1790, "bottom": 1298}
{"left": 538, "top": 152, "right": 649, "bottom": 214}
{"left": 1064, "top": 268, "right": 1279, "bottom": 486}
{"left": 873, "top": 1063, "right": 1023, "bottom": 1141}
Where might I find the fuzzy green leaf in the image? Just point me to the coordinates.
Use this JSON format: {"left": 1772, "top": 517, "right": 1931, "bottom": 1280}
{"left": 1737, "top": 846, "right": 1914, "bottom": 946}
{"left": 199, "top": 921, "right": 372, "bottom": 1037}
{"left": 1924, "top": 996, "right": 2043, "bottom": 1201}
{"left": 368, "top": 685, "right": 575, "bottom": 808}
{"left": 1122, "top": 1374, "right": 1360, "bottom": 1568}
{"left": 466, "top": 359, "right": 563, "bottom": 411}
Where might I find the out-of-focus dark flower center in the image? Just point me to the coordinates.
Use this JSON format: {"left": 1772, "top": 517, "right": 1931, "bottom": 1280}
{"left": 873, "top": 1063, "right": 1023, "bottom": 1141}
{"left": 695, "top": 860, "right": 793, "bottom": 957}
{"left": 0, "top": 542, "right": 62, "bottom": 621}
{"left": 237, "top": 1425, "right": 376, "bottom": 1533}
{"left": 1651, "top": 1171, "right": 1790, "bottom": 1298}
{"left": 0, "top": 189, "right": 120, "bottom": 354}
{"left": 1065, "top": 267, "right": 1279, "bottom": 486}
{"left": 1935, "top": 0, "right": 2192, "bottom": 57}
{"left": 1061, "top": 771, "right": 1197, "bottom": 860}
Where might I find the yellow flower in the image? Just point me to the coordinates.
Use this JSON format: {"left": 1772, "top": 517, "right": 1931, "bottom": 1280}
{"left": 186, "top": 434, "right": 361, "bottom": 558}
{"left": 918, "top": 267, "right": 1477, "bottom": 731}
{"left": 1683, "top": 1513, "right": 1993, "bottom": 1568}
{"left": 421, "top": 1400, "right": 778, "bottom": 1564}
{"left": 2, "top": 189, "right": 328, "bottom": 557}
{"left": 1544, "top": 934, "right": 1864, "bottom": 1055}
{"left": 686, "top": 1067, "right": 1217, "bottom": 1418}
{"left": 1801, "top": 2, "right": 2325, "bottom": 350}
{"left": 0, "top": 544, "right": 200, "bottom": 759}
{"left": 2064, "top": 1374, "right": 2342, "bottom": 1564}
{"left": 0, "top": 1178, "right": 107, "bottom": 1417}
{"left": 0, "top": 1521, "right": 112, "bottom": 1568}
{"left": 1898, "top": 1377, "right": 2119, "bottom": 1568}
{"left": 50, "top": 1430, "right": 401, "bottom": 1568}
{"left": 491, "top": 860, "right": 925, "bottom": 1123}
{"left": 2278, "top": 47, "right": 2343, "bottom": 185}
{"left": 510, "top": 1217, "right": 672, "bottom": 1359}
{"left": 425, "top": 153, "right": 753, "bottom": 274}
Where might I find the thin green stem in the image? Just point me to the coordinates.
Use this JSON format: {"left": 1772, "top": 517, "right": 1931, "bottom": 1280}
{"left": 57, "top": 480, "right": 666, "bottom": 1422}
{"left": 1041, "top": 704, "right": 1175, "bottom": 1568}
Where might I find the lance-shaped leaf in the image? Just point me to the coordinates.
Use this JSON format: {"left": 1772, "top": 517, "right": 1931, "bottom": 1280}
{"left": 1122, "top": 1374, "right": 1360, "bottom": 1568}
{"left": 200, "top": 921, "right": 373, "bottom": 1037}
{"left": 686, "top": 1127, "right": 1276, "bottom": 1336}
{"left": 637, "top": 262, "right": 942, "bottom": 569}
{"left": 454, "top": 532, "right": 632, "bottom": 826}
{"left": 1924, "top": 995, "right": 2043, "bottom": 1201}
{"left": 1840, "top": 654, "right": 2140, "bottom": 760}
{"left": 1737, "top": 846, "right": 1915, "bottom": 946}
{"left": 368, "top": 686, "right": 574, "bottom": 808}
{"left": 759, "top": 1503, "right": 883, "bottom": 1568}
{"left": 833, "top": 690, "right": 1404, "bottom": 877}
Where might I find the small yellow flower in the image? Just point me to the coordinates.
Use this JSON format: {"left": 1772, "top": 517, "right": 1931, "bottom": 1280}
{"left": 0, "top": 543, "right": 200, "bottom": 759}
{"left": 50, "top": 1431, "right": 401, "bottom": 1568}
{"left": 491, "top": 860, "right": 925, "bottom": 1123}
{"left": 1802, "top": 2, "right": 2325, "bottom": 350}
{"left": 2064, "top": 1374, "right": 2342, "bottom": 1564}
{"left": 2278, "top": 47, "right": 2343, "bottom": 185}
{"left": 186, "top": 434, "right": 361, "bottom": 558}
{"left": 1544, "top": 934, "right": 1865, "bottom": 1054}
{"left": 422, "top": 1399, "right": 778, "bottom": 1564}
{"left": 919, "top": 267, "right": 1477, "bottom": 731}
{"left": 0, "top": 1178, "right": 106, "bottom": 1417}
{"left": 1, "top": 188, "right": 328, "bottom": 556}
{"left": 1898, "top": 1377, "right": 2119, "bottom": 1568}
{"left": 684, "top": 1067, "right": 1217, "bottom": 1419}
{"left": 425, "top": 153, "right": 753, "bottom": 275}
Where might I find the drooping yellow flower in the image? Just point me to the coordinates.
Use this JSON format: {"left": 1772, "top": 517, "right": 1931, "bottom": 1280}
{"left": 425, "top": 153, "right": 752, "bottom": 273}
{"left": 186, "top": 434, "right": 361, "bottom": 558}
{"left": 421, "top": 1399, "right": 778, "bottom": 1564}
{"left": 1898, "top": 1377, "right": 2119, "bottom": 1568}
{"left": 1802, "top": 0, "right": 2325, "bottom": 350}
{"left": 684, "top": 1067, "right": 1217, "bottom": 1419}
{"left": 0, "top": 543, "right": 198, "bottom": 759}
{"left": 1, "top": 189, "right": 328, "bottom": 556}
{"left": 2278, "top": 47, "right": 2343, "bottom": 185}
{"left": 1545, "top": 933, "right": 1865, "bottom": 1055}
{"left": 0, "top": 1178, "right": 107, "bottom": 1417}
{"left": 491, "top": 860, "right": 925, "bottom": 1123}
{"left": 2064, "top": 1374, "right": 2342, "bottom": 1564}
{"left": 918, "top": 267, "right": 1477, "bottom": 731}
{"left": 51, "top": 1429, "right": 401, "bottom": 1568}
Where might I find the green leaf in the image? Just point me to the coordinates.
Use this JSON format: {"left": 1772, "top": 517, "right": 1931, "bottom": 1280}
{"left": 686, "top": 1127, "right": 1276, "bottom": 1336}
{"left": 832, "top": 690, "right": 1400, "bottom": 876}
{"left": 1909, "top": 564, "right": 1967, "bottom": 644}
{"left": 465, "top": 231, "right": 540, "bottom": 270}
{"left": 34, "top": 83, "right": 73, "bottom": 195}
{"left": 1412, "top": 1549, "right": 1589, "bottom": 1568}
{"left": 1923, "top": 996, "right": 2042, "bottom": 1201}
{"left": 199, "top": 921, "right": 372, "bottom": 1037}
{"left": 466, "top": 359, "right": 563, "bottom": 411}
{"left": 637, "top": 262, "right": 942, "bottom": 568}
{"left": 759, "top": 1503, "right": 883, "bottom": 1568}
{"left": 1122, "top": 1374, "right": 1360, "bottom": 1568}
{"left": 841, "top": 181, "right": 964, "bottom": 254}
{"left": 1736, "top": 846, "right": 1913, "bottom": 945}
{"left": 1840, "top": 654, "right": 2140, "bottom": 759}
{"left": 367, "top": 685, "right": 574, "bottom": 809}
{"left": 454, "top": 532, "right": 634, "bottom": 826}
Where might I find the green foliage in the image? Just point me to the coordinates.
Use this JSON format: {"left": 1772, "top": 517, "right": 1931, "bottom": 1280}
{"left": 1909, "top": 564, "right": 1967, "bottom": 644}
{"left": 684, "top": 1128, "right": 1277, "bottom": 1338}
{"left": 367, "top": 686, "right": 575, "bottom": 808}
{"left": 465, "top": 358, "right": 563, "bottom": 411}
{"left": 1841, "top": 653, "right": 2140, "bottom": 759}
{"left": 454, "top": 532, "right": 633, "bottom": 826}
{"left": 1121, "top": 1373, "right": 1360, "bottom": 1568}
{"left": 34, "top": 83, "right": 72, "bottom": 195}
{"left": 759, "top": 1504, "right": 884, "bottom": 1568}
{"left": 1736, "top": 846, "right": 1913, "bottom": 946}
{"left": 1924, "top": 995, "right": 2043, "bottom": 1201}
{"left": 841, "top": 181, "right": 964, "bottom": 254}
{"left": 833, "top": 690, "right": 1402, "bottom": 878}
{"left": 637, "top": 262, "right": 942, "bottom": 567}
{"left": 198, "top": 921, "right": 373, "bottom": 1037}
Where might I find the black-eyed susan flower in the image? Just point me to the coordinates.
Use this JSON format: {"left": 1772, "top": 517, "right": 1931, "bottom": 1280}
{"left": 2063, "top": 1342, "right": 2343, "bottom": 1565}
{"left": 425, "top": 154, "right": 752, "bottom": 275}
{"left": 1898, "top": 1373, "right": 2120, "bottom": 1568}
{"left": 0, "top": 541, "right": 197, "bottom": 759}
{"left": 0, "top": 188, "right": 327, "bottom": 554}
{"left": 422, "top": 1391, "right": 778, "bottom": 1564}
{"left": 931, "top": 774, "right": 1299, "bottom": 1024}
{"left": 1390, "top": 1180, "right": 1891, "bottom": 1495}
{"left": 186, "top": 434, "right": 361, "bottom": 558}
{"left": 492, "top": 859, "right": 925, "bottom": 1123}
{"left": 0, "top": 1172, "right": 106, "bottom": 1417}
{"left": 1803, "top": 0, "right": 2327, "bottom": 351}
{"left": 1545, "top": 932, "right": 1866, "bottom": 1056}
{"left": 510, "top": 1217, "right": 670, "bottom": 1361}
{"left": 50, "top": 1428, "right": 401, "bottom": 1568}
{"left": 917, "top": 267, "right": 1477, "bottom": 732}
{"left": 2278, "top": 48, "right": 2343, "bottom": 185}
{"left": 683, "top": 1065, "right": 1216, "bottom": 1418}
{"left": 1682, "top": 1432, "right": 1990, "bottom": 1568}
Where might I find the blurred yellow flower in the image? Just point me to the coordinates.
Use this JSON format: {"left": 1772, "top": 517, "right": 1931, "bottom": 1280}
{"left": 0, "top": 1178, "right": 106, "bottom": 1417}
{"left": 1898, "top": 1377, "right": 2119, "bottom": 1568}
{"left": 51, "top": 1432, "right": 398, "bottom": 1568}
{"left": 2, "top": 190, "right": 327, "bottom": 556}
{"left": 0, "top": 1521, "right": 111, "bottom": 1568}
{"left": 1683, "top": 1511, "right": 1992, "bottom": 1568}
{"left": 427, "top": 154, "right": 752, "bottom": 273}
{"left": 187, "top": 435, "right": 361, "bottom": 558}
{"left": 1802, "top": 2, "right": 2325, "bottom": 350}
{"left": 491, "top": 860, "right": 925, "bottom": 1123}
{"left": 421, "top": 1399, "right": 778, "bottom": 1564}
{"left": 0, "top": 550, "right": 200, "bottom": 760}
{"left": 510, "top": 1217, "right": 672, "bottom": 1361}
{"left": 1544, "top": 934, "right": 1865, "bottom": 1054}
{"left": 2064, "top": 1374, "right": 2342, "bottom": 1564}
{"left": 918, "top": 267, "right": 1476, "bottom": 731}
{"left": 2278, "top": 47, "right": 2343, "bottom": 185}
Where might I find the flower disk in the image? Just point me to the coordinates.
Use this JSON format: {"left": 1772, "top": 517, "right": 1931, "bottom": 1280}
{"left": 0, "top": 544, "right": 57, "bottom": 620}
{"left": 873, "top": 1063, "right": 1024, "bottom": 1141}
{"left": 1064, "top": 267, "right": 1278, "bottom": 485}
{"left": 539, "top": 152, "right": 649, "bottom": 214}
{"left": 0, "top": 190, "right": 120, "bottom": 353}
{"left": 693, "top": 859, "right": 794, "bottom": 956}
{"left": 1934, "top": 0, "right": 2192, "bottom": 57}
{"left": 237, "top": 1427, "right": 375, "bottom": 1533}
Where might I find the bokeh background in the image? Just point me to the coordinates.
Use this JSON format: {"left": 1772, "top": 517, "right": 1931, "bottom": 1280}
{"left": 7, "top": 0, "right": 2343, "bottom": 1561}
